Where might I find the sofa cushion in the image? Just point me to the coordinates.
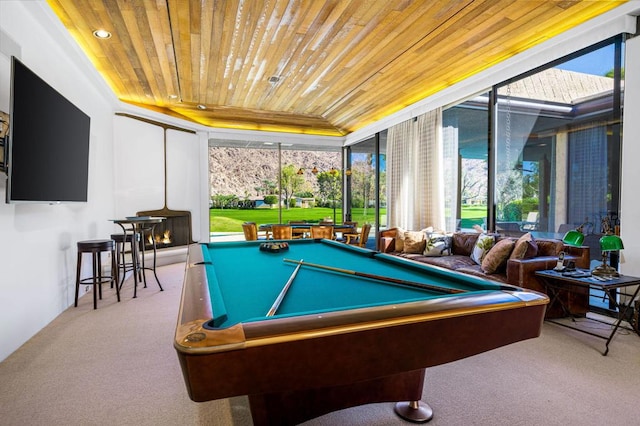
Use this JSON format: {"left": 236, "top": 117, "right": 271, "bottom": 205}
{"left": 457, "top": 265, "right": 510, "bottom": 284}
{"left": 471, "top": 234, "right": 495, "bottom": 264}
{"left": 451, "top": 232, "right": 480, "bottom": 256}
{"left": 482, "top": 238, "right": 515, "bottom": 274}
{"left": 535, "top": 239, "right": 564, "bottom": 256}
{"left": 402, "top": 231, "right": 426, "bottom": 254}
{"left": 398, "top": 253, "right": 477, "bottom": 270}
{"left": 424, "top": 233, "right": 452, "bottom": 256}
{"left": 510, "top": 232, "right": 538, "bottom": 259}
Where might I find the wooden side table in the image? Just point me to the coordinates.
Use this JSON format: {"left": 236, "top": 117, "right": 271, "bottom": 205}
{"left": 535, "top": 269, "right": 640, "bottom": 355}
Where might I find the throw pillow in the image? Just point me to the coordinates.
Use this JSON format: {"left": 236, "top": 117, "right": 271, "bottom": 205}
{"left": 481, "top": 239, "right": 516, "bottom": 274}
{"left": 403, "top": 231, "right": 426, "bottom": 254}
{"left": 510, "top": 232, "right": 538, "bottom": 259}
{"left": 394, "top": 227, "right": 406, "bottom": 252}
{"left": 471, "top": 234, "right": 494, "bottom": 264}
{"left": 424, "top": 233, "right": 453, "bottom": 256}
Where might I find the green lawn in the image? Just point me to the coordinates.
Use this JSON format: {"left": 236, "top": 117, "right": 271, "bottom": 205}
{"left": 210, "top": 205, "right": 483, "bottom": 233}
{"left": 210, "top": 208, "right": 383, "bottom": 233}
{"left": 459, "top": 204, "right": 487, "bottom": 228}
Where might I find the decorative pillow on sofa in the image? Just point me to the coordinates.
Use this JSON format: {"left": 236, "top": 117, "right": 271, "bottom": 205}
{"left": 471, "top": 234, "right": 494, "bottom": 264}
{"left": 395, "top": 227, "right": 434, "bottom": 252}
{"left": 510, "top": 232, "right": 538, "bottom": 259}
{"left": 403, "top": 231, "right": 426, "bottom": 254}
{"left": 424, "top": 233, "right": 452, "bottom": 256}
{"left": 481, "top": 238, "right": 515, "bottom": 274}
{"left": 394, "top": 227, "right": 406, "bottom": 252}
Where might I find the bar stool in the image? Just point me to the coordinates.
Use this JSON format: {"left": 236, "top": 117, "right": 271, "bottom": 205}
{"left": 75, "top": 239, "right": 119, "bottom": 309}
{"left": 111, "top": 232, "right": 143, "bottom": 297}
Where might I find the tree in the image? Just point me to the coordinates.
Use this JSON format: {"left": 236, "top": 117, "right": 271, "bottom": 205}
{"left": 316, "top": 169, "right": 341, "bottom": 208}
{"left": 254, "top": 179, "right": 276, "bottom": 196}
{"left": 351, "top": 154, "right": 375, "bottom": 216}
{"left": 210, "top": 194, "right": 239, "bottom": 209}
{"left": 314, "top": 168, "right": 341, "bottom": 222}
{"left": 605, "top": 68, "right": 624, "bottom": 78}
{"left": 280, "top": 164, "right": 305, "bottom": 209}
{"left": 522, "top": 162, "right": 539, "bottom": 200}
{"left": 461, "top": 159, "right": 487, "bottom": 204}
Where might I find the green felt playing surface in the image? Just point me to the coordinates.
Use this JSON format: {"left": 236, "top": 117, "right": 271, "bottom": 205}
{"left": 202, "top": 239, "right": 503, "bottom": 327}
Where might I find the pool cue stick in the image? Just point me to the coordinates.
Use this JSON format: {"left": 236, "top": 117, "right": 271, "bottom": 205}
{"left": 283, "top": 258, "right": 464, "bottom": 294}
{"left": 266, "top": 259, "right": 304, "bottom": 316}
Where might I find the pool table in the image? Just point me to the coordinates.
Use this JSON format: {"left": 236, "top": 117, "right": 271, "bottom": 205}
{"left": 175, "top": 239, "right": 548, "bottom": 425}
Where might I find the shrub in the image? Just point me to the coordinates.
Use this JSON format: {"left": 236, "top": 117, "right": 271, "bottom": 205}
{"left": 263, "top": 195, "right": 278, "bottom": 207}
{"left": 502, "top": 202, "right": 522, "bottom": 222}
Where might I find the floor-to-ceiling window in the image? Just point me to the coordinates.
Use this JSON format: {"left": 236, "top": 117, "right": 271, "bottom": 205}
{"left": 443, "top": 93, "right": 490, "bottom": 232}
{"left": 346, "top": 36, "right": 624, "bottom": 312}
{"left": 346, "top": 132, "right": 386, "bottom": 242}
{"left": 208, "top": 142, "right": 341, "bottom": 238}
{"left": 492, "top": 36, "right": 624, "bottom": 313}
{"left": 494, "top": 37, "right": 623, "bottom": 246}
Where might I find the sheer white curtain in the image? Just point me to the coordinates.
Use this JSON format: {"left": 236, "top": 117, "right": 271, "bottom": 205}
{"left": 416, "top": 110, "right": 445, "bottom": 231}
{"left": 387, "top": 119, "right": 414, "bottom": 228}
{"left": 387, "top": 108, "right": 445, "bottom": 231}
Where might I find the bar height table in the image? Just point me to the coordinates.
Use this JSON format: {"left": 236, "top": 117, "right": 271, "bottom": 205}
{"left": 112, "top": 216, "right": 165, "bottom": 297}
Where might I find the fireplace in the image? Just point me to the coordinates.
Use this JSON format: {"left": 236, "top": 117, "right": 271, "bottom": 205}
{"left": 117, "top": 112, "right": 198, "bottom": 250}
{"left": 137, "top": 207, "right": 194, "bottom": 249}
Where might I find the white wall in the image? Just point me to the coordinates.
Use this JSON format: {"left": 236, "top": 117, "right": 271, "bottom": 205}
{"left": 0, "top": 1, "right": 116, "bottom": 361}
{"left": 0, "top": 2, "right": 208, "bottom": 362}
{"left": 620, "top": 35, "right": 640, "bottom": 277}
{"left": 112, "top": 115, "right": 205, "bottom": 243}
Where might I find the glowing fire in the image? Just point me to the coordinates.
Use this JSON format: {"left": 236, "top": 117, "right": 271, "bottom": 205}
{"left": 161, "top": 230, "right": 171, "bottom": 244}
{"left": 148, "top": 230, "right": 172, "bottom": 245}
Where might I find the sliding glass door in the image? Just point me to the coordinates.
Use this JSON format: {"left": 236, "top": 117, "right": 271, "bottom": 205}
{"left": 346, "top": 132, "right": 387, "bottom": 244}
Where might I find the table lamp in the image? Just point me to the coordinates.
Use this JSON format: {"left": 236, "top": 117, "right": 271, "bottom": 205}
{"left": 562, "top": 229, "right": 585, "bottom": 247}
{"left": 591, "top": 234, "right": 624, "bottom": 278}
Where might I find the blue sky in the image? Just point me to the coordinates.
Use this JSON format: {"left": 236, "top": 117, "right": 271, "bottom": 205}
{"left": 555, "top": 44, "right": 615, "bottom": 76}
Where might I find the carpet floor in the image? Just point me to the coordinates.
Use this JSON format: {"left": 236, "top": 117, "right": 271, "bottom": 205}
{"left": 1, "top": 262, "right": 639, "bottom": 425}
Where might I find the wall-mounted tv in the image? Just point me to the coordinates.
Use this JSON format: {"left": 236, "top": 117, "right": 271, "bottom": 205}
{"left": 5, "top": 57, "right": 90, "bottom": 203}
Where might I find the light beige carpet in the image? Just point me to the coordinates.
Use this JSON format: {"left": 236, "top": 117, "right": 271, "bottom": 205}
{"left": 1, "top": 262, "right": 639, "bottom": 425}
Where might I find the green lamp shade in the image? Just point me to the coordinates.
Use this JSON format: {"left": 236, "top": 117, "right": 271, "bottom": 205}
{"left": 599, "top": 234, "right": 624, "bottom": 251}
{"left": 563, "top": 230, "right": 585, "bottom": 247}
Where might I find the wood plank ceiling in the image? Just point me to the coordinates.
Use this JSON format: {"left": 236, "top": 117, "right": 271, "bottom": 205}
{"left": 47, "top": 0, "right": 626, "bottom": 136}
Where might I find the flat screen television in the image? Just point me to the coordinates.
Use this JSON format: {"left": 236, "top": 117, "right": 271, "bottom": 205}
{"left": 5, "top": 57, "right": 91, "bottom": 203}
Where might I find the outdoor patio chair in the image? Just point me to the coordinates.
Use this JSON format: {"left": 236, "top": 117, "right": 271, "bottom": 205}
{"left": 344, "top": 223, "right": 371, "bottom": 248}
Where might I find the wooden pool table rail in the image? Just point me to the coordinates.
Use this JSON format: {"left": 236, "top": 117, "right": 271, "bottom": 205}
{"left": 175, "top": 243, "right": 549, "bottom": 425}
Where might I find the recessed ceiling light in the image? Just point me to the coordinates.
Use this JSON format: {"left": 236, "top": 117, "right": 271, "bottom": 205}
{"left": 197, "top": 104, "right": 206, "bottom": 110}
{"left": 168, "top": 94, "right": 178, "bottom": 100}
{"left": 92, "top": 29, "right": 111, "bottom": 39}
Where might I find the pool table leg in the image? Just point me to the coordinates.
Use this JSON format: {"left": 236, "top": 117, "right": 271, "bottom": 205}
{"left": 394, "top": 400, "right": 434, "bottom": 423}
{"left": 248, "top": 368, "right": 429, "bottom": 425}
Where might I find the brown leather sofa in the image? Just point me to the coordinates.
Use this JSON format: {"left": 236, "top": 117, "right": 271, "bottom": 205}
{"left": 378, "top": 229, "right": 590, "bottom": 318}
